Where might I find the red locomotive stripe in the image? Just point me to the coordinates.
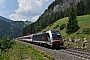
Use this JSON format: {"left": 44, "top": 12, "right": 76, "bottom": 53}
{"left": 42, "top": 36, "right": 44, "bottom": 40}
{"left": 53, "top": 40, "right": 62, "bottom": 43}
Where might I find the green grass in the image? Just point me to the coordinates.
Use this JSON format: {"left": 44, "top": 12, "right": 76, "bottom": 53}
{"left": 77, "top": 15, "right": 90, "bottom": 24}
{"left": 43, "top": 15, "right": 90, "bottom": 49}
{"left": 43, "top": 17, "right": 68, "bottom": 31}
{"left": 0, "top": 40, "right": 54, "bottom": 60}
{"left": 43, "top": 15, "right": 90, "bottom": 36}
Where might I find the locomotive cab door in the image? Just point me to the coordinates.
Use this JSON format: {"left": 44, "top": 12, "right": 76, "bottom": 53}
{"left": 46, "top": 33, "right": 50, "bottom": 42}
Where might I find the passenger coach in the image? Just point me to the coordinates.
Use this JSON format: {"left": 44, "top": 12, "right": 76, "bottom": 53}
{"left": 18, "top": 34, "right": 33, "bottom": 43}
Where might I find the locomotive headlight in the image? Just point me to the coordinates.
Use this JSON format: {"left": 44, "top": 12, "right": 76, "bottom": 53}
{"left": 51, "top": 40, "right": 53, "bottom": 42}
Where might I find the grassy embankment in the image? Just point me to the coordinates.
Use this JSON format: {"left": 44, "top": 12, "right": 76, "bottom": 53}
{"left": 43, "top": 15, "right": 90, "bottom": 49}
{"left": 0, "top": 40, "right": 54, "bottom": 60}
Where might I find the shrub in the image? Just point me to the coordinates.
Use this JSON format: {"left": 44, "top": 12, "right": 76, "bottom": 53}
{"left": 0, "top": 36, "right": 14, "bottom": 51}
{"left": 35, "top": 26, "right": 42, "bottom": 33}
{"left": 60, "top": 23, "right": 66, "bottom": 30}
{"left": 76, "top": 28, "right": 90, "bottom": 35}
{"left": 83, "top": 28, "right": 90, "bottom": 34}
{"left": 54, "top": 25, "right": 59, "bottom": 29}
{"left": 49, "top": 24, "right": 53, "bottom": 27}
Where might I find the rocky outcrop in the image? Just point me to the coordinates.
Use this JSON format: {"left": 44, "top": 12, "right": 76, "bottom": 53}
{"left": 63, "top": 37, "right": 89, "bottom": 49}
{"left": 44, "top": 0, "right": 80, "bottom": 16}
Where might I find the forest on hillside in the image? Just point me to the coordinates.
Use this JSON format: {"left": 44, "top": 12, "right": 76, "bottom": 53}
{"left": 23, "top": 0, "right": 90, "bottom": 35}
{"left": 0, "top": 20, "right": 25, "bottom": 39}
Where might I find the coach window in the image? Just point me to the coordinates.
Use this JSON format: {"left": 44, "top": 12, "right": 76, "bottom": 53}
{"left": 26, "top": 37, "right": 31, "bottom": 39}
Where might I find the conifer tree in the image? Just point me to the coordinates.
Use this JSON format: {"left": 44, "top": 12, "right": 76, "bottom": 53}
{"left": 85, "top": 0, "right": 90, "bottom": 14}
{"left": 35, "top": 26, "right": 42, "bottom": 33}
{"left": 66, "top": 7, "right": 79, "bottom": 34}
{"left": 76, "top": 1, "right": 85, "bottom": 16}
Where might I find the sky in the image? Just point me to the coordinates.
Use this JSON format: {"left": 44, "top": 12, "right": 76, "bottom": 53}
{"left": 0, "top": 0, "right": 54, "bottom": 22}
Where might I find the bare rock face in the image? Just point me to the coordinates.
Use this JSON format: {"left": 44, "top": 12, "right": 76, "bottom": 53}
{"left": 44, "top": 0, "right": 81, "bottom": 16}
{"left": 54, "top": 0, "right": 80, "bottom": 11}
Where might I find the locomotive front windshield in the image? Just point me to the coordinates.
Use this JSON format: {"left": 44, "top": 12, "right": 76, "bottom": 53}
{"left": 51, "top": 30, "right": 62, "bottom": 40}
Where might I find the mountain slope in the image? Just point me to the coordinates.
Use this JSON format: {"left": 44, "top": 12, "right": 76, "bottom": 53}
{"left": 43, "top": 15, "right": 90, "bottom": 36}
{"left": 23, "top": 0, "right": 79, "bottom": 35}
{"left": 23, "top": 0, "right": 90, "bottom": 35}
{"left": 43, "top": 0, "right": 80, "bottom": 16}
{"left": 0, "top": 16, "right": 25, "bottom": 39}
{"left": 43, "top": 15, "right": 90, "bottom": 49}
{"left": 0, "top": 20, "right": 11, "bottom": 39}
{"left": 0, "top": 16, "right": 11, "bottom": 22}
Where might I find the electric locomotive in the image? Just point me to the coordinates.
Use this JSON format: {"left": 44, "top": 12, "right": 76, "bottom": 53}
{"left": 32, "top": 30, "right": 64, "bottom": 48}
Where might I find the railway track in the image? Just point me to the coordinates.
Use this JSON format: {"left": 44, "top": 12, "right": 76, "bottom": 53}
{"left": 21, "top": 41, "right": 90, "bottom": 60}
{"left": 29, "top": 42, "right": 90, "bottom": 60}
{"left": 58, "top": 49, "right": 90, "bottom": 60}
